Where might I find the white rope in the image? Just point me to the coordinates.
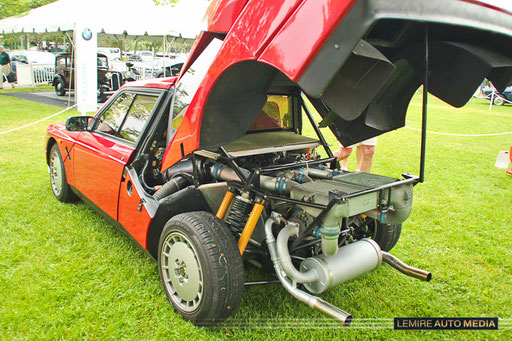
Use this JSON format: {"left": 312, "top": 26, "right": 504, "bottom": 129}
{"left": 310, "top": 112, "right": 512, "bottom": 137}
{"left": 0, "top": 105, "right": 77, "bottom": 136}
{"left": 404, "top": 126, "right": 512, "bottom": 136}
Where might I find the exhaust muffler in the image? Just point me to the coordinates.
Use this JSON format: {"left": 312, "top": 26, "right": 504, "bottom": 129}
{"left": 265, "top": 212, "right": 432, "bottom": 324}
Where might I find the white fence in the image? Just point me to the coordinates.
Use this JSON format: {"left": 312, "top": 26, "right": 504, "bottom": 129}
{"left": 16, "top": 62, "right": 158, "bottom": 86}
{"left": 16, "top": 63, "right": 55, "bottom": 86}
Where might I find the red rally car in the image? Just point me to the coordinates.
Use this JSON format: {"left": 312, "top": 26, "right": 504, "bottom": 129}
{"left": 46, "top": 0, "right": 512, "bottom": 326}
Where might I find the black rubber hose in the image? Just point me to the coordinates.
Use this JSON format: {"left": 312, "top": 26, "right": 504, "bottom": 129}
{"left": 153, "top": 176, "right": 190, "bottom": 201}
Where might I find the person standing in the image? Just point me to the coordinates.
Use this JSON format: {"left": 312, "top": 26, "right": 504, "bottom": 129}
{"left": 0, "top": 45, "right": 15, "bottom": 89}
{"left": 333, "top": 137, "right": 377, "bottom": 173}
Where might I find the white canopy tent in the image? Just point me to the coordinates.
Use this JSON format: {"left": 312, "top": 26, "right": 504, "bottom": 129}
{"left": 0, "top": 0, "right": 209, "bottom": 112}
{"left": 0, "top": 0, "right": 207, "bottom": 41}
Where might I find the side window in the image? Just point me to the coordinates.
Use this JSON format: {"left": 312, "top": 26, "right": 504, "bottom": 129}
{"left": 95, "top": 92, "right": 136, "bottom": 136}
{"left": 94, "top": 92, "right": 159, "bottom": 143}
{"left": 57, "top": 57, "right": 66, "bottom": 68}
{"left": 119, "top": 95, "right": 159, "bottom": 142}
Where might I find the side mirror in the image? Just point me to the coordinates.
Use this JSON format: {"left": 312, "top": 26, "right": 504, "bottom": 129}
{"left": 65, "top": 116, "right": 93, "bottom": 131}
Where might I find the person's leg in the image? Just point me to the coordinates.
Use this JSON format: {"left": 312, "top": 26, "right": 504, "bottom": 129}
{"left": 358, "top": 145, "right": 376, "bottom": 172}
{"left": 356, "top": 146, "right": 363, "bottom": 171}
{"left": 0, "top": 64, "right": 10, "bottom": 89}
{"left": 333, "top": 147, "right": 353, "bottom": 170}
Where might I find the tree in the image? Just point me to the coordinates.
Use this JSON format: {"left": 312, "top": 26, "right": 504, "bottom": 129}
{"left": 0, "top": 0, "right": 57, "bottom": 19}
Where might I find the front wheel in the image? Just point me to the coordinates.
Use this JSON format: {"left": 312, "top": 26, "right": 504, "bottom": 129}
{"left": 49, "top": 144, "right": 75, "bottom": 202}
{"left": 54, "top": 79, "right": 66, "bottom": 96}
{"left": 158, "top": 211, "right": 244, "bottom": 326}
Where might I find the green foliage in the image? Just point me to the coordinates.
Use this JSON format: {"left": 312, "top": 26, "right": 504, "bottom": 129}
{"left": 0, "top": 0, "right": 56, "bottom": 19}
{"left": 152, "top": 0, "right": 178, "bottom": 6}
{"left": 0, "top": 91, "right": 511, "bottom": 339}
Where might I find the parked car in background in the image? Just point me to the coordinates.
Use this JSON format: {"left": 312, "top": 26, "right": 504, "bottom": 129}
{"left": 8, "top": 50, "right": 55, "bottom": 83}
{"left": 138, "top": 51, "right": 154, "bottom": 62}
{"left": 98, "top": 47, "right": 122, "bottom": 63}
{"left": 154, "top": 62, "right": 183, "bottom": 78}
{"left": 52, "top": 52, "right": 123, "bottom": 102}
{"left": 128, "top": 54, "right": 143, "bottom": 62}
{"left": 9, "top": 50, "right": 55, "bottom": 65}
{"left": 482, "top": 85, "right": 512, "bottom": 105}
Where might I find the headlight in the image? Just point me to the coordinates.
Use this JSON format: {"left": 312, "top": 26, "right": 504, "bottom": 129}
{"left": 105, "top": 72, "right": 112, "bottom": 79}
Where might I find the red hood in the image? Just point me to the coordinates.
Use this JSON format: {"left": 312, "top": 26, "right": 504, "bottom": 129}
{"left": 162, "top": 0, "right": 512, "bottom": 172}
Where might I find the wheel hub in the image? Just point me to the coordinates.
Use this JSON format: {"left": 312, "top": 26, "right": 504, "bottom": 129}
{"left": 49, "top": 149, "right": 62, "bottom": 195}
{"left": 161, "top": 232, "right": 203, "bottom": 312}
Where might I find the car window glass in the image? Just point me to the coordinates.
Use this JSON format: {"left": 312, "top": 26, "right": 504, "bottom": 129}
{"left": 172, "top": 38, "right": 223, "bottom": 119}
{"left": 97, "top": 56, "right": 108, "bottom": 68}
{"left": 57, "top": 57, "right": 66, "bottom": 68}
{"left": 248, "top": 95, "right": 293, "bottom": 131}
{"left": 168, "top": 38, "right": 223, "bottom": 144}
{"left": 95, "top": 92, "right": 135, "bottom": 136}
{"left": 119, "top": 94, "right": 158, "bottom": 142}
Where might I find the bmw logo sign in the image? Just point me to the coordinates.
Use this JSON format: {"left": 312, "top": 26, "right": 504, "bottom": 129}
{"left": 82, "top": 28, "right": 92, "bottom": 41}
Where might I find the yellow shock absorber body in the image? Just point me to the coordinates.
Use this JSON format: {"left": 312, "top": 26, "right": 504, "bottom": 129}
{"left": 238, "top": 199, "right": 265, "bottom": 255}
{"left": 216, "top": 190, "right": 235, "bottom": 220}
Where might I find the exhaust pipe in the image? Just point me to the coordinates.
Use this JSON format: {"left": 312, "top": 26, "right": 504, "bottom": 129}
{"left": 381, "top": 251, "right": 432, "bottom": 281}
{"left": 265, "top": 213, "right": 352, "bottom": 325}
{"left": 265, "top": 212, "right": 432, "bottom": 324}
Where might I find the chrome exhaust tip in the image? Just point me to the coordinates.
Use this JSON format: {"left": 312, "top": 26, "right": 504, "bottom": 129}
{"left": 381, "top": 251, "right": 432, "bottom": 282}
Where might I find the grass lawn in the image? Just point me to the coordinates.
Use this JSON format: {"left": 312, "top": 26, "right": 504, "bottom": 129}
{"left": 0, "top": 91, "right": 511, "bottom": 340}
{"left": 0, "top": 84, "right": 53, "bottom": 93}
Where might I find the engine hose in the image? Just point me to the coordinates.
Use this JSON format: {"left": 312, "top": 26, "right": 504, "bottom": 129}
{"left": 153, "top": 175, "right": 190, "bottom": 201}
{"left": 139, "top": 159, "right": 154, "bottom": 193}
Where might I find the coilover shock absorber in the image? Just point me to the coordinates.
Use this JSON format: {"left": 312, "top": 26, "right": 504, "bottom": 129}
{"left": 226, "top": 193, "right": 253, "bottom": 233}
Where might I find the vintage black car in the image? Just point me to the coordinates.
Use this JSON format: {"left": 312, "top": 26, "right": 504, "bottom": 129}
{"left": 52, "top": 52, "right": 123, "bottom": 102}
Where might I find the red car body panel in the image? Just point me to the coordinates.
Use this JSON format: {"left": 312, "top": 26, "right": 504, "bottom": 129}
{"left": 206, "top": 0, "right": 249, "bottom": 33}
{"left": 258, "top": 0, "right": 357, "bottom": 80}
{"left": 118, "top": 170, "right": 152, "bottom": 248}
{"left": 47, "top": 122, "right": 154, "bottom": 248}
{"left": 121, "top": 77, "right": 176, "bottom": 90}
{"left": 72, "top": 132, "right": 134, "bottom": 220}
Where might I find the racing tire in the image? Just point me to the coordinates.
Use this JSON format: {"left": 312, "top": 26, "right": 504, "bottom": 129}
{"left": 158, "top": 211, "right": 244, "bottom": 326}
{"left": 48, "top": 144, "right": 76, "bottom": 202}
{"left": 370, "top": 220, "right": 402, "bottom": 252}
{"left": 54, "top": 79, "right": 66, "bottom": 96}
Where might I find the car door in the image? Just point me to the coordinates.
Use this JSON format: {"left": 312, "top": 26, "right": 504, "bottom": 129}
{"left": 73, "top": 91, "right": 160, "bottom": 220}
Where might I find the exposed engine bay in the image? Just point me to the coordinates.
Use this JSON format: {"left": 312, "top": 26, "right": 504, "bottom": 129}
{"left": 133, "top": 127, "right": 430, "bottom": 323}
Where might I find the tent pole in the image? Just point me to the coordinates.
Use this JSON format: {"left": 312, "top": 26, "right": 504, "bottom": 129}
{"left": 65, "top": 31, "right": 75, "bottom": 109}
{"left": 163, "top": 35, "right": 166, "bottom": 77}
{"left": 419, "top": 24, "right": 429, "bottom": 183}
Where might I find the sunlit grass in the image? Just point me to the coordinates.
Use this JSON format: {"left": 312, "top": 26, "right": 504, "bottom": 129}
{"left": 0, "top": 92, "right": 511, "bottom": 340}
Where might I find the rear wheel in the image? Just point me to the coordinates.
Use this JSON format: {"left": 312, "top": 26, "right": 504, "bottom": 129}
{"left": 49, "top": 144, "right": 75, "bottom": 202}
{"left": 54, "top": 79, "right": 66, "bottom": 96}
{"left": 369, "top": 220, "right": 402, "bottom": 252}
{"left": 158, "top": 211, "right": 244, "bottom": 326}
{"left": 493, "top": 95, "right": 504, "bottom": 106}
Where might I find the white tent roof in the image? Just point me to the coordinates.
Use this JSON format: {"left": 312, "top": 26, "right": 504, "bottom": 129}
{"left": 0, "top": 0, "right": 208, "bottom": 40}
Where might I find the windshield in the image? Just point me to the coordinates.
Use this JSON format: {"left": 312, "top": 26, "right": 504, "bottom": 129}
{"left": 97, "top": 56, "right": 108, "bottom": 68}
